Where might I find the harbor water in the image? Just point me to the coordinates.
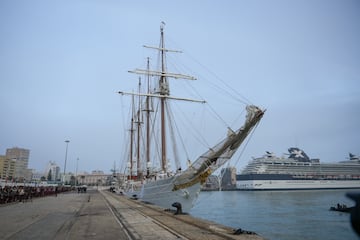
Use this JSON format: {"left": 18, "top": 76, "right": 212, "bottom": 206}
{"left": 190, "top": 189, "right": 359, "bottom": 240}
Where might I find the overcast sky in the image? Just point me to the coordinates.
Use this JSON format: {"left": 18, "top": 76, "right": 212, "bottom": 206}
{"left": 1, "top": 0, "right": 359, "bottom": 175}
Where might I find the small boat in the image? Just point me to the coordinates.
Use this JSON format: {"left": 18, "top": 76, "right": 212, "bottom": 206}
{"left": 329, "top": 204, "right": 354, "bottom": 213}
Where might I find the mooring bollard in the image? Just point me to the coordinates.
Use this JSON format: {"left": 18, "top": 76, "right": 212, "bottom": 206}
{"left": 172, "top": 202, "right": 182, "bottom": 215}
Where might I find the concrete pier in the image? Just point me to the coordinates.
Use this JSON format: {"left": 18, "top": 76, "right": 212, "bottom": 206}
{"left": 0, "top": 189, "right": 264, "bottom": 240}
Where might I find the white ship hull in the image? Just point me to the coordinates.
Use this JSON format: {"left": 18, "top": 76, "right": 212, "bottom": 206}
{"left": 125, "top": 176, "right": 201, "bottom": 213}
{"left": 237, "top": 179, "right": 360, "bottom": 190}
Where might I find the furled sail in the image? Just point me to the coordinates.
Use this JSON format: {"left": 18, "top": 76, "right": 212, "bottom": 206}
{"left": 172, "top": 105, "right": 264, "bottom": 190}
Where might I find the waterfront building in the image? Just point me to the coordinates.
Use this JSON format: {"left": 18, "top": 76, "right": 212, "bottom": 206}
{"left": 76, "top": 171, "right": 112, "bottom": 186}
{"left": 31, "top": 170, "right": 43, "bottom": 182}
{"left": 0, "top": 155, "right": 5, "bottom": 178}
{"left": 201, "top": 167, "right": 237, "bottom": 191}
{"left": 6, "top": 147, "right": 30, "bottom": 181}
{"left": 61, "top": 172, "right": 74, "bottom": 184}
{"left": 0, "top": 155, "right": 16, "bottom": 180}
{"left": 202, "top": 175, "right": 220, "bottom": 191}
{"left": 45, "top": 161, "right": 61, "bottom": 181}
{"left": 221, "top": 167, "right": 237, "bottom": 190}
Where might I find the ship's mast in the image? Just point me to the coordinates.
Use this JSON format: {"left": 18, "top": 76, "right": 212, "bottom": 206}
{"left": 145, "top": 57, "right": 151, "bottom": 176}
{"left": 159, "top": 23, "right": 168, "bottom": 172}
{"left": 136, "top": 77, "right": 143, "bottom": 178}
{"left": 121, "top": 23, "right": 202, "bottom": 174}
{"left": 129, "top": 95, "right": 135, "bottom": 179}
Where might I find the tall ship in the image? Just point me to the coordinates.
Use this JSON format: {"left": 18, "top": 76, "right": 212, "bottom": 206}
{"left": 117, "top": 23, "right": 265, "bottom": 212}
{"left": 237, "top": 147, "right": 360, "bottom": 190}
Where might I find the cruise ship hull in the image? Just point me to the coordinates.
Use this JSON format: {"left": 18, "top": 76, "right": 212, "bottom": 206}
{"left": 237, "top": 179, "right": 360, "bottom": 190}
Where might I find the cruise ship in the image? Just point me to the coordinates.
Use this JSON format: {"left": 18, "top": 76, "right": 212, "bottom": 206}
{"left": 237, "top": 148, "right": 360, "bottom": 190}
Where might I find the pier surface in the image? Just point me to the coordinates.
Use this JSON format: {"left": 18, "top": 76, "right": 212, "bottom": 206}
{"left": 0, "top": 189, "right": 263, "bottom": 240}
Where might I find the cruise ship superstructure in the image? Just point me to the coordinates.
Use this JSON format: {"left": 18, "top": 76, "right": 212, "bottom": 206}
{"left": 237, "top": 148, "right": 360, "bottom": 190}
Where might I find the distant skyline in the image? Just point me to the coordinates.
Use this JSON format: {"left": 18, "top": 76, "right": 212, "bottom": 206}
{"left": 1, "top": 0, "right": 359, "bottom": 174}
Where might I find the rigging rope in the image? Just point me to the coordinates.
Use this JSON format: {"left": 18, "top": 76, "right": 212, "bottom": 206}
{"left": 166, "top": 42, "right": 253, "bottom": 106}
{"left": 119, "top": 96, "right": 132, "bottom": 173}
{"left": 165, "top": 53, "right": 249, "bottom": 131}
{"left": 172, "top": 100, "right": 211, "bottom": 149}
{"left": 165, "top": 101, "right": 182, "bottom": 170}
{"left": 150, "top": 101, "right": 162, "bottom": 170}
{"left": 205, "top": 102, "right": 231, "bottom": 129}
{"left": 232, "top": 120, "right": 262, "bottom": 168}
{"left": 164, "top": 44, "right": 251, "bottom": 108}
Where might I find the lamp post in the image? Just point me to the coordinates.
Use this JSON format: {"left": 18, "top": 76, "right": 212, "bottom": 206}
{"left": 75, "top": 157, "right": 79, "bottom": 186}
{"left": 63, "top": 140, "right": 70, "bottom": 183}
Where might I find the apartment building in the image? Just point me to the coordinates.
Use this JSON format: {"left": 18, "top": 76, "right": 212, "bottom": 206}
{"left": 5, "top": 147, "right": 30, "bottom": 181}
{"left": 0, "top": 154, "right": 16, "bottom": 180}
